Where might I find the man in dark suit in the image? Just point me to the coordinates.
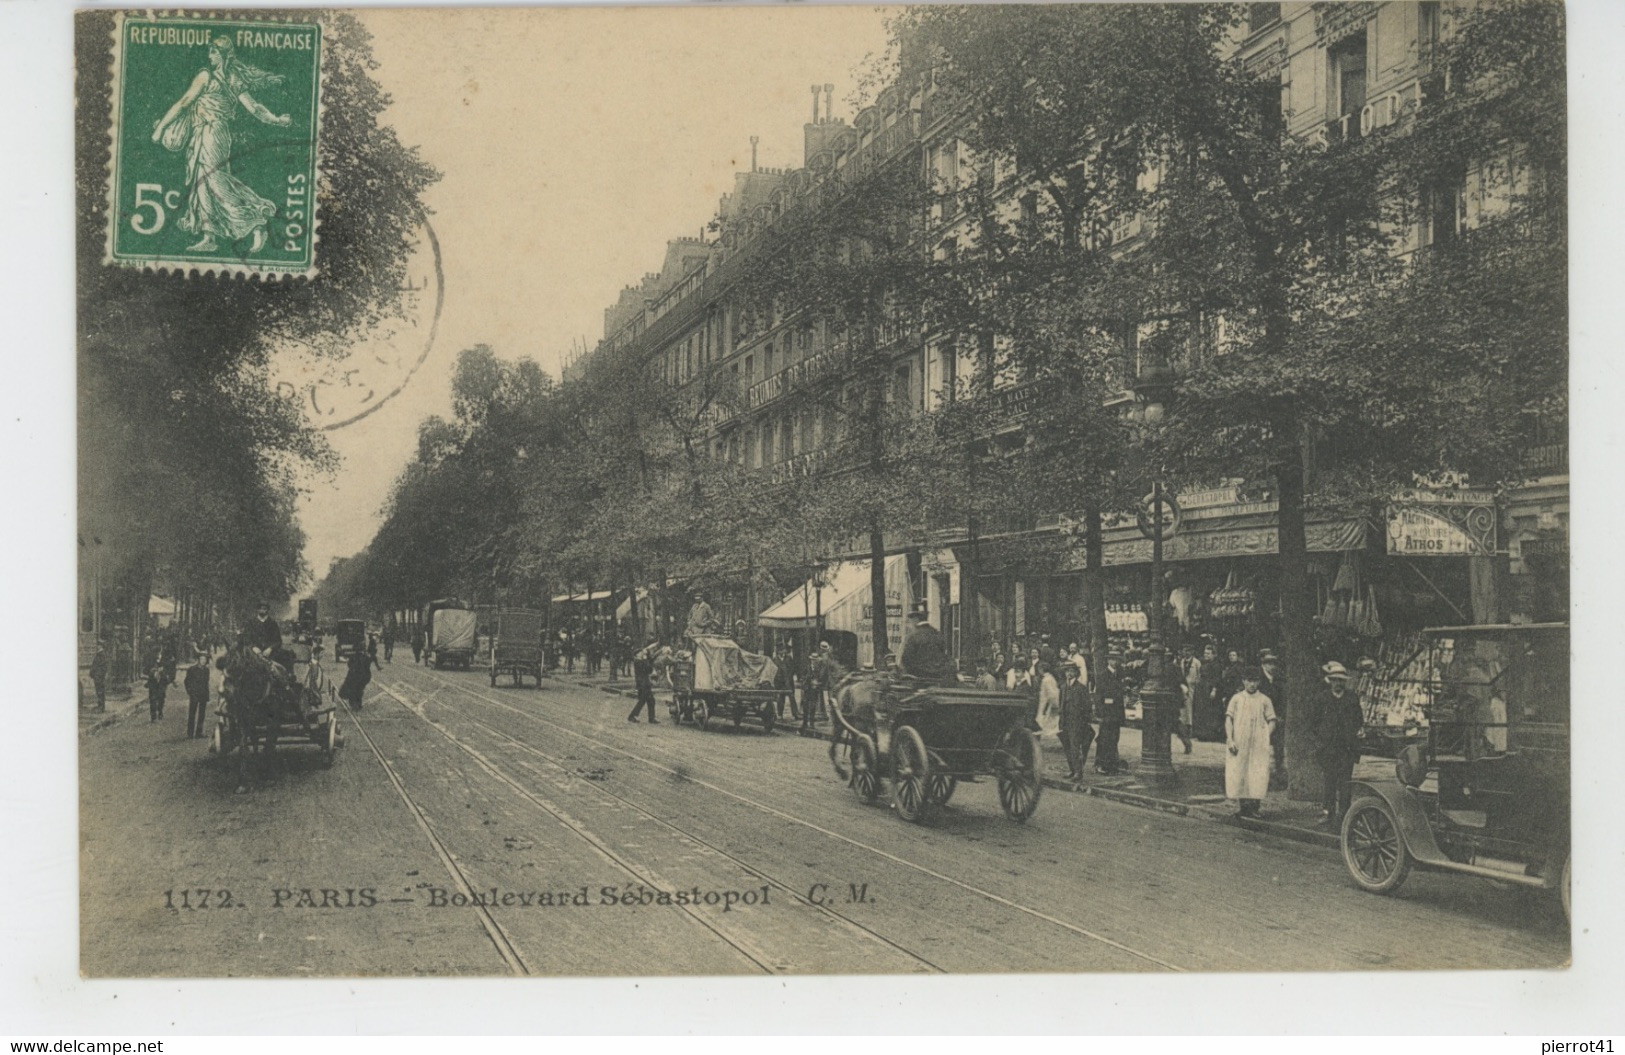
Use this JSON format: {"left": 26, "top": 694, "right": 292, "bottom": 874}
{"left": 239, "top": 604, "right": 283, "bottom": 655}
{"left": 1093, "top": 649, "right": 1127, "bottom": 774}
{"left": 184, "top": 649, "right": 212, "bottom": 739}
{"left": 1260, "top": 649, "right": 1287, "bottom": 782}
{"left": 900, "top": 610, "right": 955, "bottom": 685}
{"left": 627, "top": 640, "right": 660, "bottom": 724}
{"left": 1058, "top": 663, "right": 1095, "bottom": 781}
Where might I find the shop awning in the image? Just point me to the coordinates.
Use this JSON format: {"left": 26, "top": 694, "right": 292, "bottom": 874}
{"left": 757, "top": 555, "right": 910, "bottom": 630}
{"left": 1062, "top": 511, "right": 1369, "bottom": 569}
{"left": 550, "top": 589, "right": 615, "bottom": 604}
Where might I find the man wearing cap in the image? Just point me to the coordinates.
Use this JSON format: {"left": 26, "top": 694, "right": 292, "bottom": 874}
{"left": 1093, "top": 648, "right": 1127, "bottom": 774}
{"left": 1313, "top": 661, "right": 1365, "bottom": 824}
{"left": 900, "top": 610, "right": 955, "bottom": 685}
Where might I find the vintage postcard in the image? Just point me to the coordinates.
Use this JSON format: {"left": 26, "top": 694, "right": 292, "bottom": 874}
{"left": 75, "top": 2, "right": 1573, "bottom": 986}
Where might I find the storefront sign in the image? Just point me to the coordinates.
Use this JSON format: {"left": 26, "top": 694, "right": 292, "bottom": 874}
{"left": 1091, "top": 519, "right": 1366, "bottom": 568}
{"left": 1386, "top": 495, "right": 1497, "bottom": 557}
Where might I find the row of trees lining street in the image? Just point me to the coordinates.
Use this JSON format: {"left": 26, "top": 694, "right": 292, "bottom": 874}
{"left": 320, "top": 2, "right": 1564, "bottom": 800}
{"left": 77, "top": 12, "right": 438, "bottom": 642}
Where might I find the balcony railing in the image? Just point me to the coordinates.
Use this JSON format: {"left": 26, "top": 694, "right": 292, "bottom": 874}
{"left": 1522, "top": 442, "right": 1567, "bottom": 475}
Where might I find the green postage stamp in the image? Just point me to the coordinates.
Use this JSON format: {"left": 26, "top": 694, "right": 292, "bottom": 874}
{"left": 105, "top": 14, "right": 323, "bottom": 278}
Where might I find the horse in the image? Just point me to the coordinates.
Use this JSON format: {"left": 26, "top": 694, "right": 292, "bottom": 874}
{"left": 215, "top": 646, "right": 309, "bottom": 793}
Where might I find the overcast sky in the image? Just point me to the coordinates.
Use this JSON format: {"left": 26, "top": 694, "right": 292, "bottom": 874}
{"left": 295, "top": 5, "right": 896, "bottom": 584}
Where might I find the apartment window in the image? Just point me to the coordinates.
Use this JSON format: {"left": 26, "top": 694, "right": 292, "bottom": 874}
{"left": 764, "top": 341, "right": 776, "bottom": 377}
{"left": 1419, "top": 1, "right": 1442, "bottom": 64}
{"left": 1422, "top": 171, "right": 1465, "bottom": 248}
{"left": 1329, "top": 32, "right": 1368, "bottom": 139}
{"left": 744, "top": 355, "right": 755, "bottom": 385}
{"left": 1247, "top": 3, "right": 1281, "bottom": 35}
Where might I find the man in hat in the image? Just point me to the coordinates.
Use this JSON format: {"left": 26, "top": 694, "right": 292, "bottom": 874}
{"left": 1094, "top": 648, "right": 1127, "bottom": 774}
{"left": 627, "top": 639, "right": 661, "bottom": 724}
{"left": 684, "top": 591, "right": 720, "bottom": 641}
{"left": 1312, "top": 661, "right": 1365, "bottom": 824}
{"left": 1058, "top": 662, "right": 1095, "bottom": 781}
{"left": 972, "top": 657, "right": 997, "bottom": 691}
{"left": 900, "top": 609, "right": 955, "bottom": 686}
{"left": 1259, "top": 649, "right": 1287, "bottom": 781}
{"left": 184, "top": 646, "right": 212, "bottom": 739}
{"left": 239, "top": 603, "right": 283, "bottom": 657}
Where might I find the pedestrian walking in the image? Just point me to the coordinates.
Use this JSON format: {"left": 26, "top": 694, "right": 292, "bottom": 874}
{"left": 144, "top": 665, "right": 167, "bottom": 722}
{"left": 382, "top": 622, "right": 395, "bottom": 663}
{"left": 627, "top": 641, "right": 660, "bottom": 723}
{"left": 411, "top": 625, "right": 426, "bottom": 664}
{"left": 1093, "top": 650, "right": 1127, "bottom": 774}
{"left": 339, "top": 642, "right": 378, "bottom": 710}
{"left": 88, "top": 644, "right": 109, "bottom": 712}
{"left": 1191, "top": 642, "right": 1225, "bottom": 741}
{"left": 184, "top": 649, "right": 211, "bottom": 738}
{"left": 1313, "top": 661, "right": 1365, "bottom": 825}
{"left": 1225, "top": 666, "right": 1278, "bottom": 818}
{"left": 1058, "top": 663, "right": 1095, "bottom": 781}
{"left": 773, "top": 645, "right": 797, "bottom": 718}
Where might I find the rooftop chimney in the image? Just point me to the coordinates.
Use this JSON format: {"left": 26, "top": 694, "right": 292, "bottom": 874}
{"left": 750, "top": 135, "right": 759, "bottom": 173}
{"left": 811, "top": 84, "right": 820, "bottom": 123}
{"left": 823, "top": 83, "right": 834, "bottom": 123}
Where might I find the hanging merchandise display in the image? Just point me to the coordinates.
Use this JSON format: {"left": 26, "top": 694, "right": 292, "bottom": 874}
{"left": 1209, "top": 569, "right": 1257, "bottom": 620}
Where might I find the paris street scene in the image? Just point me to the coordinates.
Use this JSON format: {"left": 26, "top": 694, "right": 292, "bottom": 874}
{"left": 75, "top": 2, "right": 1573, "bottom": 979}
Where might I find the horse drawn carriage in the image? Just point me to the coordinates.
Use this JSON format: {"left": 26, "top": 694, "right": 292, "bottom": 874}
{"left": 829, "top": 674, "right": 1043, "bottom": 825}
{"left": 668, "top": 636, "right": 782, "bottom": 733}
{"left": 211, "top": 642, "right": 340, "bottom": 790}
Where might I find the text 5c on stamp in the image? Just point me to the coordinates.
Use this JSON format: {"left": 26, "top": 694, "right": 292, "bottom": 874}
{"left": 105, "top": 14, "right": 322, "bottom": 278}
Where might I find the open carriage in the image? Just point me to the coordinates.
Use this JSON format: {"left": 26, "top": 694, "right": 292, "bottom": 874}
{"left": 829, "top": 674, "right": 1042, "bottom": 825}
{"left": 211, "top": 643, "right": 340, "bottom": 788}
{"left": 668, "top": 636, "right": 782, "bottom": 733}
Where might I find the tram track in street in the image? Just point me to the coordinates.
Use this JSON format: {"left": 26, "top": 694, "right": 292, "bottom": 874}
{"left": 337, "top": 692, "right": 533, "bottom": 976}
{"left": 368, "top": 676, "right": 872, "bottom": 975}
{"left": 400, "top": 664, "right": 1189, "bottom": 972}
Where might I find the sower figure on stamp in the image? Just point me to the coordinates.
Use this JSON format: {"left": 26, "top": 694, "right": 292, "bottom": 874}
{"left": 184, "top": 648, "right": 212, "bottom": 739}
{"left": 151, "top": 37, "right": 292, "bottom": 254}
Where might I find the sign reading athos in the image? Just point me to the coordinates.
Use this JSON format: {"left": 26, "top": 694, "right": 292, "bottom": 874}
{"left": 1385, "top": 492, "right": 1498, "bottom": 557}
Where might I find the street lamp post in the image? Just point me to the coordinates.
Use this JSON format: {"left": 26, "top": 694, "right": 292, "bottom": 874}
{"left": 1133, "top": 373, "right": 1180, "bottom": 787}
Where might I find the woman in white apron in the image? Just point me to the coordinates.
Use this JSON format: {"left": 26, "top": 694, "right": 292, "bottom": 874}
{"left": 1226, "top": 667, "right": 1277, "bottom": 818}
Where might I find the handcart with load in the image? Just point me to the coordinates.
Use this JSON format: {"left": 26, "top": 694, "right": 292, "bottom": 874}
{"left": 668, "top": 635, "right": 782, "bottom": 733}
{"left": 489, "top": 607, "right": 546, "bottom": 687}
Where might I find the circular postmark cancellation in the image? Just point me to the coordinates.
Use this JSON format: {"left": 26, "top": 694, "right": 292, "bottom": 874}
{"left": 104, "top": 13, "right": 323, "bottom": 279}
{"left": 273, "top": 220, "right": 445, "bottom": 432}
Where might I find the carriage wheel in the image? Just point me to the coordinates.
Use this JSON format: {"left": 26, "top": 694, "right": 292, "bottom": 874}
{"left": 996, "top": 726, "right": 1042, "bottom": 823}
{"left": 849, "top": 735, "right": 880, "bottom": 805}
{"left": 891, "top": 725, "right": 934, "bottom": 824}
{"left": 694, "top": 696, "right": 710, "bottom": 731}
{"left": 1341, "top": 797, "right": 1412, "bottom": 894}
{"left": 209, "top": 718, "right": 224, "bottom": 756}
{"left": 927, "top": 774, "right": 958, "bottom": 806}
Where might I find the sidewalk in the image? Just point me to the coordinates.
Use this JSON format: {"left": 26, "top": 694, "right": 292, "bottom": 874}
{"left": 567, "top": 670, "right": 1383, "bottom": 851}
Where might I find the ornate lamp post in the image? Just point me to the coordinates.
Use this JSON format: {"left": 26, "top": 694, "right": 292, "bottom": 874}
{"left": 1131, "top": 367, "right": 1181, "bottom": 786}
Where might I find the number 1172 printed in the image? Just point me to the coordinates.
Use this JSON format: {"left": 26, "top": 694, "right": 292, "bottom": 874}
{"left": 105, "top": 14, "right": 322, "bottom": 278}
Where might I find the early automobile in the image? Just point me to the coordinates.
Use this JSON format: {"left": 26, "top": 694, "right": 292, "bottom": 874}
{"left": 669, "top": 635, "right": 781, "bottom": 733}
{"left": 1340, "top": 623, "right": 1569, "bottom": 918}
{"left": 333, "top": 618, "right": 367, "bottom": 662}
{"left": 829, "top": 672, "right": 1042, "bottom": 825}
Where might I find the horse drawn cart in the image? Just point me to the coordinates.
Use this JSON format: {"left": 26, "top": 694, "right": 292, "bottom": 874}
{"left": 668, "top": 635, "right": 781, "bottom": 733}
{"left": 211, "top": 644, "right": 340, "bottom": 789}
{"left": 829, "top": 674, "right": 1042, "bottom": 825}
{"left": 489, "top": 608, "right": 545, "bottom": 687}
